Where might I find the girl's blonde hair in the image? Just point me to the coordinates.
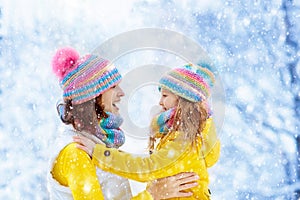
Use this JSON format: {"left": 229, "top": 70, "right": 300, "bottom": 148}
{"left": 149, "top": 97, "right": 209, "bottom": 152}
{"left": 176, "top": 98, "right": 209, "bottom": 146}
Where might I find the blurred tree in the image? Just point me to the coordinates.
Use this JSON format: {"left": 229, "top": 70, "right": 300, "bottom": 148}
{"left": 0, "top": 7, "right": 2, "bottom": 54}
{"left": 282, "top": 0, "right": 300, "bottom": 199}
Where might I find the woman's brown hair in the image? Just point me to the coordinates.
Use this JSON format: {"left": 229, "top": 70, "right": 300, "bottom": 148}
{"left": 57, "top": 95, "right": 108, "bottom": 132}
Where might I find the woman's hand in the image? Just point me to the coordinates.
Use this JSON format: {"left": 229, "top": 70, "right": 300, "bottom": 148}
{"left": 147, "top": 172, "right": 199, "bottom": 199}
{"left": 73, "top": 135, "right": 96, "bottom": 157}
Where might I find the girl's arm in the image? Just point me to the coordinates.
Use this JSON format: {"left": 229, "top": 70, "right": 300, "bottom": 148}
{"left": 74, "top": 133, "right": 191, "bottom": 182}
{"left": 73, "top": 118, "right": 220, "bottom": 182}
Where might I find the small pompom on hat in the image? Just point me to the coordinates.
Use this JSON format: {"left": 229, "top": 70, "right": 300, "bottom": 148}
{"left": 159, "top": 63, "right": 215, "bottom": 102}
{"left": 52, "top": 47, "right": 122, "bottom": 105}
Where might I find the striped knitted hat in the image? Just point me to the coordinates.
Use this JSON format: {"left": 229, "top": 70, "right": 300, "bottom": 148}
{"left": 159, "top": 63, "right": 215, "bottom": 102}
{"left": 52, "top": 47, "right": 121, "bottom": 105}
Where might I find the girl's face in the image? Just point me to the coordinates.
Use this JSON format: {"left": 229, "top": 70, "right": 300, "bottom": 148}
{"left": 159, "top": 88, "right": 179, "bottom": 111}
{"left": 101, "top": 84, "right": 125, "bottom": 114}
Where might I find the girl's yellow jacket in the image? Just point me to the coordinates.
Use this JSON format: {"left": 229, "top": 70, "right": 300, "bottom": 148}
{"left": 92, "top": 118, "right": 221, "bottom": 199}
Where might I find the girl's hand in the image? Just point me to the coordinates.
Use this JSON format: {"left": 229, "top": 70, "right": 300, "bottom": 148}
{"left": 147, "top": 172, "right": 199, "bottom": 199}
{"left": 73, "top": 135, "right": 96, "bottom": 157}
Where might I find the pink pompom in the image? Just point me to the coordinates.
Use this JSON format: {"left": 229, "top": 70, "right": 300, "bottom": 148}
{"left": 52, "top": 47, "right": 80, "bottom": 80}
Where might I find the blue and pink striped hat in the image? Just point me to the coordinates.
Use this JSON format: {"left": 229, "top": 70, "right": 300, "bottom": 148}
{"left": 52, "top": 47, "right": 121, "bottom": 105}
{"left": 159, "top": 63, "right": 215, "bottom": 102}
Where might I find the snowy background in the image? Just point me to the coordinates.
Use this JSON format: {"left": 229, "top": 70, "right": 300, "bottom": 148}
{"left": 0, "top": 0, "right": 300, "bottom": 199}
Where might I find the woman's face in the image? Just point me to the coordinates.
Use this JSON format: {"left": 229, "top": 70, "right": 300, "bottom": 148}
{"left": 101, "top": 84, "right": 125, "bottom": 114}
{"left": 159, "top": 88, "right": 179, "bottom": 111}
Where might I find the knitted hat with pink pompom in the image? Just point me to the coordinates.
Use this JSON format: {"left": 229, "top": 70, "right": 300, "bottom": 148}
{"left": 52, "top": 47, "right": 122, "bottom": 105}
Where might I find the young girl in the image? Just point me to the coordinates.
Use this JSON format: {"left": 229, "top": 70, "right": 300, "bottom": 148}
{"left": 74, "top": 63, "right": 221, "bottom": 199}
{"left": 48, "top": 47, "right": 199, "bottom": 200}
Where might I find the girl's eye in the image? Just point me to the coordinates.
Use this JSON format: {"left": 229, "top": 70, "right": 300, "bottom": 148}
{"left": 112, "top": 85, "right": 117, "bottom": 89}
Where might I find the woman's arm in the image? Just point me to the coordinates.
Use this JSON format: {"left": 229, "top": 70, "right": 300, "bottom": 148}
{"left": 131, "top": 172, "right": 199, "bottom": 199}
{"left": 146, "top": 172, "right": 199, "bottom": 199}
{"left": 52, "top": 143, "right": 104, "bottom": 199}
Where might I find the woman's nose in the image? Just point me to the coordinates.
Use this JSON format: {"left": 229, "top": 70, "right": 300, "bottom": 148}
{"left": 118, "top": 87, "right": 125, "bottom": 97}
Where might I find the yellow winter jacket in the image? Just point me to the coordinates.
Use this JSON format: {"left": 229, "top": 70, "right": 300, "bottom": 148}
{"left": 51, "top": 143, "right": 153, "bottom": 200}
{"left": 92, "top": 118, "right": 221, "bottom": 199}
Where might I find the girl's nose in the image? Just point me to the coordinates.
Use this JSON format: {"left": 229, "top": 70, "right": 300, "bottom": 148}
{"left": 159, "top": 97, "right": 163, "bottom": 106}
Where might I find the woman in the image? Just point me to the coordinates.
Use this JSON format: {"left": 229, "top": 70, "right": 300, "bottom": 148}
{"left": 47, "top": 47, "right": 199, "bottom": 199}
{"left": 74, "top": 63, "right": 221, "bottom": 199}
